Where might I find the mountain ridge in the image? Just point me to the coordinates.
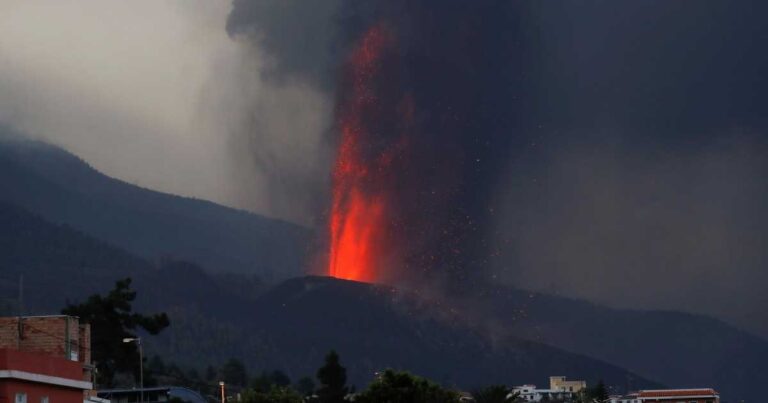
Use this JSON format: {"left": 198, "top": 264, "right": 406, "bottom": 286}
{"left": 0, "top": 131, "right": 311, "bottom": 278}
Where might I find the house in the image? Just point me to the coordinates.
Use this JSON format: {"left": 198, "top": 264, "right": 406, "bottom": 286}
{"left": 511, "top": 376, "right": 587, "bottom": 402}
{"left": 549, "top": 376, "right": 586, "bottom": 394}
{"left": 0, "top": 316, "right": 94, "bottom": 403}
{"left": 96, "top": 387, "right": 207, "bottom": 403}
{"left": 610, "top": 389, "right": 719, "bottom": 403}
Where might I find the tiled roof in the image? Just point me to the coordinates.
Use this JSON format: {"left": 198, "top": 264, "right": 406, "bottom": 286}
{"left": 638, "top": 389, "right": 718, "bottom": 398}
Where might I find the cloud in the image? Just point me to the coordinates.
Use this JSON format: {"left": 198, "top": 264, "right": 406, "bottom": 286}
{"left": 493, "top": 133, "right": 768, "bottom": 336}
{"left": 0, "top": 1, "right": 237, "bottom": 203}
{"left": 0, "top": 0, "right": 331, "bottom": 224}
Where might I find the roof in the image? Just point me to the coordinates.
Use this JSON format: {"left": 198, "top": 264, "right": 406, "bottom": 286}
{"left": 97, "top": 386, "right": 180, "bottom": 393}
{"left": 637, "top": 389, "right": 718, "bottom": 398}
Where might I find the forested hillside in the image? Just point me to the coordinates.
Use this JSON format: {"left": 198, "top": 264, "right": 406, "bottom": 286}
{"left": 0, "top": 130, "right": 310, "bottom": 279}
{"left": 0, "top": 201, "right": 657, "bottom": 392}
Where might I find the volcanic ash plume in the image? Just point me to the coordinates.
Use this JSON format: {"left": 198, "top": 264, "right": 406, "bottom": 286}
{"left": 228, "top": 1, "right": 534, "bottom": 289}
{"left": 322, "top": 2, "right": 534, "bottom": 288}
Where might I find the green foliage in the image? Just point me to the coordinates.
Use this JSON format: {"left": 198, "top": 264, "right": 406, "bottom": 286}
{"left": 579, "top": 380, "right": 609, "bottom": 403}
{"left": 206, "top": 365, "right": 217, "bottom": 381}
{"left": 355, "top": 369, "right": 460, "bottom": 403}
{"left": 473, "top": 385, "right": 517, "bottom": 403}
{"left": 252, "top": 370, "right": 292, "bottom": 392}
{"left": 148, "top": 355, "right": 167, "bottom": 375}
{"left": 295, "top": 376, "right": 315, "bottom": 397}
{"left": 221, "top": 358, "right": 249, "bottom": 387}
{"left": 62, "top": 278, "right": 169, "bottom": 387}
{"left": 316, "top": 350, "right": 348, "bottom": 403}
{"left": 240, "top": 386, "right": 304, "bottom": 403}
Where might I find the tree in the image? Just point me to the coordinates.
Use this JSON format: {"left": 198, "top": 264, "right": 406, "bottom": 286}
{"left": 251, "top": 370, "right": 291, "bottom": 392}
{"left": 241, "top": 386, "right": 303, "bottom": 403}
{"left": 148, "top": 355, "right": 166, "bottom": 376}
{"left": 316, "top": 350, "right": 348, "bottom": 403}
{"left": 205, "top": 365, "right": 217, "bottom": 381}
{"left": 62, "top": 278, "right": 169, "bottom": 387}
{"left": 221, "top": 358, "right": 249, "bottom": 387}
{"left": 295, "top": 376, "right": 315, "bottom": 397}
{"left": 355, "top": 370, "right": 460, "bottom": 403}
{"left": 584, "top": 380, "right": 609, "bottom": 403}
{"left": 473, "top": 385, "right": 518, "bottom": 403}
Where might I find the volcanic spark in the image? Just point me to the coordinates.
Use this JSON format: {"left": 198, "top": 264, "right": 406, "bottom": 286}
{"left": 327, "top": 24, "right": 399, "bottom": 282}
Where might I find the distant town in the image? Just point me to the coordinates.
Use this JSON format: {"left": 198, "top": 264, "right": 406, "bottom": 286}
{"left": 1, "top": 315, "right": 723, "bottom": 403}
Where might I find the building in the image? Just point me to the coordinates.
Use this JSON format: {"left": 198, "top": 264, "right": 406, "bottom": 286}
{"left": 549, "top": 376, "right": 586, "bottom": 394}
{"left": 610, "top": 389, "right": 719, "bottom": 403}
{"left": 96, "top": 387, "right": 206, "bottom": 403}
{"left": 0, "top": 316, "right": 94, "bottom": 403}
{"left": 511, "top": 377, "right": 587, "bottom": 402}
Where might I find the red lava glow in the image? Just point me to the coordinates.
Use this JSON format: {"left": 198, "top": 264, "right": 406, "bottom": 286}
{"left": 328, "top": 24, "right": 396, "bottom": 282}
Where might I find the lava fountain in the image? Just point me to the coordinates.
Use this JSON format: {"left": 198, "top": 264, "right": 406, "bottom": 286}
{"left": 327, "top": 24, "right": 408, "bottom": 282}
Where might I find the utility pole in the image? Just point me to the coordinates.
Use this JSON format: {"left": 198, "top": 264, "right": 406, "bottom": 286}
{"left": 138, "top": 338, "right": 143, "bottom": 403}
{"left": 123, "top": 338, "right": 143, "bottom": 403}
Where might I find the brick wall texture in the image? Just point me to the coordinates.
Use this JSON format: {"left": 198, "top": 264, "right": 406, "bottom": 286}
{"left": 0, "top": 316, "right": 91, "bottom": 381}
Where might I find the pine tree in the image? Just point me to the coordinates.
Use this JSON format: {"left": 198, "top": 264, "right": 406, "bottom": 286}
{"left": 316, "top": 350, "right": 348, "bottom": 403}
{"left": 590, "top": 380, "right": 609, "bottom": 402}
{"left": 62, "top": 278, "right": 169, "bottom": 387}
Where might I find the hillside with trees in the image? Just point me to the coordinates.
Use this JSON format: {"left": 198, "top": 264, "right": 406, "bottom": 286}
{"left": 0, "top": 130, "right": 310, "bottom": 279}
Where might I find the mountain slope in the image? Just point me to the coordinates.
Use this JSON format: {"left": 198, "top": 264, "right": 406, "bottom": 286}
{"left": 226, "top": 276, "right": 660, "bottom": 390}
{"left": 0, "top": 132, "right": 310, "bottom": 278}
{"left": 1, "top": 188, "right": 765, "bottom": 401}
{"left": 463, "top": 286, "right": 768, "bottom": 402}
{"left": 0, "top": 201, "right": 657, "bottom": 392}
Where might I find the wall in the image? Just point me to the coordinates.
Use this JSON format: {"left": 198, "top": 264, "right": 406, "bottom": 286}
{"left": 0, "top": 317, "right": 78, "bottom": 360}
{"left": 0, "top": 379, "right": 84, "bottom": 403}
{"left": 549, "top": 376, "right": 586, "bottom": 393}
{"left": 0, "top": 317, "right": 91, "bottom": 382}
{"left": 0, "top": 349, "right": 83, "bottom": 381}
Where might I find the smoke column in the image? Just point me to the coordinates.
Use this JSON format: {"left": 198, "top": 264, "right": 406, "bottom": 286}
{"left": 228, "top": 1, "right": 546, "bottom": 288}
{"left": 321, "top": 2, "right": 537, "bottom": 288}
{"left": 228, "top": 0, "right": 768, "bottom": 336}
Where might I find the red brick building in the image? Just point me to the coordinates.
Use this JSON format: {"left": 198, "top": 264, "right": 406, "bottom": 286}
{"left": 0, "top": 316, "right": 94, "bottom": 403}
{"left": 611, "top": 388, "right": 720, "bottom": 403}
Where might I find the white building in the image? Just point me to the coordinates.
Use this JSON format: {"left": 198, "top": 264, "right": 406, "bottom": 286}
{"left": 511, "top": 377, "right": 587, "bottom": 402}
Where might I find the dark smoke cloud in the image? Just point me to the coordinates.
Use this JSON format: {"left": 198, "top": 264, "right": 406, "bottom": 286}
{"left": 227, "top": 1, "right": 544, "bottom": 286}
{"left": 487, "top": 0, "right": 768, "bottom": 337}
{"left": 227, "top": 0, "right": 343, "bottom": 89}
{"left": 228, "top": 1, "right": 768, "bottom": 336}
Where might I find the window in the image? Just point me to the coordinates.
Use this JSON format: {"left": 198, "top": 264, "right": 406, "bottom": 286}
{"left": 40, "top": 397, "right": 49, "bottom": 403}
{"left": 15, "top": 393, "right": 27, "bottom": 403}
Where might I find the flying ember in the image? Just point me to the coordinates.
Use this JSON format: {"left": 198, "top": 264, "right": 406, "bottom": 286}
{"left": 327, "top": 24, "right": 399, "bottom": 282}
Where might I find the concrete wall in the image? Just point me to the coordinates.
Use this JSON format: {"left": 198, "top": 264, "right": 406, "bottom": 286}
{"left": 549, "top": 376, "right": 586, "bottom": 393}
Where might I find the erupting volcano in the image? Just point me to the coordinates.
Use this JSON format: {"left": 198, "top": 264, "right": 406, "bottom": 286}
{"left": 327, "top": 24, "right": 403, "bottom": 283}
{"left": 321, "top": 2, "right": 525, "bottom": 288}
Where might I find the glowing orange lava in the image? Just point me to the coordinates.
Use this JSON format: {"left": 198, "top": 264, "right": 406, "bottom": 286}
{"left": 328, "top": 24, "right": 393, "bottom": 282}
